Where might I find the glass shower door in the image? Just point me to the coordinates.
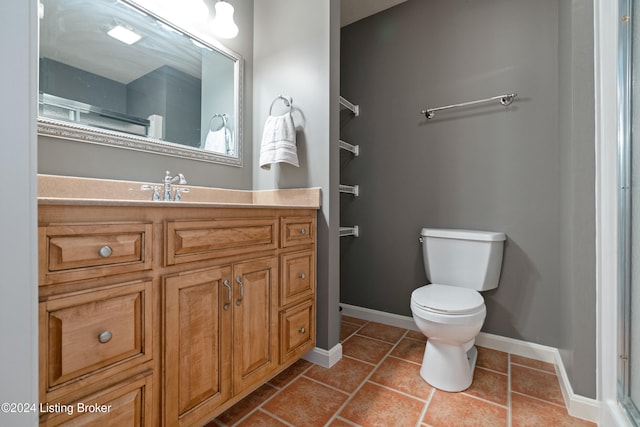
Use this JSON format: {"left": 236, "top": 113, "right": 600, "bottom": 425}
{"left": 620, "top": 0, "right": 640, "bottom": 423}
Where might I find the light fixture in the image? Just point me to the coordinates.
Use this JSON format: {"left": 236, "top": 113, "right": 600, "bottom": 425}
{"left": 212, "top": 0, "right": 238, "bottom": 39}
{"left": 107, "top": 25, "right": 142, "bottom": 45}
{"left": 161, "top": 0, "right": 209, "bottom": 24}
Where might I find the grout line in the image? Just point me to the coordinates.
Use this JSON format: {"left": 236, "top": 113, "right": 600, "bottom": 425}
{"left": 323, "top": 328, "right": 410, "bottom": 426}
{"left": 459, "top": 388, "right": 509, "bottom": 409}
{"left": 351, "top": 332, "right": 404, "bottom": 346}
{"left": 229, "top": 362, "right": 315, "bottom": 427}
{"left": 510, "top": 361, "right": 557, "bottom": 376}
{"left": 367, "top": 379, "right": 430, "bottom": 403}
{"left": 510, "top": 390, "right": 572, "bottom": 409}
{"left": 333, "top": 415, "right": 360, "bottom": 426}
{"left": 418, "top": 388, "right": 436, "bottom": 427}
{"left": 473, "top": 365, "right": 509, "bottom": 377}
{"left": 301, "top": 374, "right": 353, "bottom": 397}
{"left": 256, "top": 408, "right": 298, "bottom": 427}
{"left": 386, "top": 354, "right": 423, "bottom": 366}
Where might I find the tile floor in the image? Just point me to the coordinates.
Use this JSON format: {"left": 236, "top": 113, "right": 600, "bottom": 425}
{"left": 208, "top": 316, "right": 596, "bottom": 427}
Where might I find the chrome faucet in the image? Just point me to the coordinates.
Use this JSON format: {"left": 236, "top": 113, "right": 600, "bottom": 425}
{"left": 163, "top": 171, "right": 187, "bottom": 201}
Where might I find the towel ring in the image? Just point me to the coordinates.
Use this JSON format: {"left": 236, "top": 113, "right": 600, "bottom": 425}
{"left": 269, "top": 95, "right": 293, "bottom": 115}
{"left": 209, "top": 113, "right": 228, "bottom": 131}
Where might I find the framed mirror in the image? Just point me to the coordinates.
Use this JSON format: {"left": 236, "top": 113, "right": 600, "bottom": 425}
{"left": 38, "top": 0, "right": 243, "bottom": 166}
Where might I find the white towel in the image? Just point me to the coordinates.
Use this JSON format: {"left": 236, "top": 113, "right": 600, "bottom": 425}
{"left": 204, "top": 128, "right": 228, "bottom": 154}
{"left": 259, "top": 112, "right": 298, "bottom": 169}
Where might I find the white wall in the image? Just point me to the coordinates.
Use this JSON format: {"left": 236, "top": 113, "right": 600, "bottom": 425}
{"left": 0, "top": 0, "right": 38, "bottom": 425}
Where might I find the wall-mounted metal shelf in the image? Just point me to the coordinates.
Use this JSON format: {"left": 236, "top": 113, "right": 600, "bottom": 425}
{"left": 339, "top": 96, "right": 360, "bottom": 117}
{"left": 339, "top": 184, "right": 359, "bottom": 196}
{"left": 340, "top": 226, "right": 359, "bottom": 237}
{"left": 339, "top": 139, "right": 360, "bottom": 156}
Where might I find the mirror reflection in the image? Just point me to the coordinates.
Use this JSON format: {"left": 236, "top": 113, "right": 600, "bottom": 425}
{"left": 38, "top": 0, "right": 242, "bottom": 165}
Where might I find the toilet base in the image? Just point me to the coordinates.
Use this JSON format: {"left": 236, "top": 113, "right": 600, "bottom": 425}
{"left": 420, "top": 340, "right": 479, "bottom": 392}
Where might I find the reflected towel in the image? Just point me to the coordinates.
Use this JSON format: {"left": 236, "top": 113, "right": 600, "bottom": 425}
{"left": 204, "top": 128, "right": 228, "bottom": 154}
{"left": 259, "top": 112, "right": 298, "bottom": 169}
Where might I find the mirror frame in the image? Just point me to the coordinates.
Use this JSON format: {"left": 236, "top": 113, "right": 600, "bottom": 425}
{"left": 37, "top": 0, "right": 244, "bottom": 167}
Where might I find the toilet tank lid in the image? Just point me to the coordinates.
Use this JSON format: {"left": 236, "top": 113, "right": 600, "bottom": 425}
{"left": 420, "top": 228, "right": 506, "bottom": 242}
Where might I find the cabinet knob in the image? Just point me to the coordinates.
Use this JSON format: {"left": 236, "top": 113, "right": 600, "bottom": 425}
{"left": 298, "top": 327, "right": 306, "bottom": 334}
{"left": 300, "top": 228, "right": 307, "bottom": 235}
{"left": 97, "top": 331, "right": 112, "bottom": 344}
{"left": 299, "top": 273, "right": 306, "bottom": 280}
{"left": 98, "top": 246, "right": 113, "bottom": 258}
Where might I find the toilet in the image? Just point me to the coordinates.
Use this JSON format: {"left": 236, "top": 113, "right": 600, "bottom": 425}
{"left": 411, "top": 228, "right": 506, "bottom": 392}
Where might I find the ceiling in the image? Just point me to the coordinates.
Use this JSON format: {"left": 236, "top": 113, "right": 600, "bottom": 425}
{"left": 341, "top": 0, "right": 408, "bottom": 27}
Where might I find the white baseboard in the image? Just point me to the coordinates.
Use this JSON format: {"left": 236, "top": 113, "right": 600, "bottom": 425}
{"left": 303, "top": 343, "right": 342, "bottom": 368}
{"left": 340, "top": 303, "right": 601, "bottom": 424}
{"left": 341, "top": 303, "right": 419, "bottom": 331}
{"left": 476, "top": 332, "right": 601, "bottom": 423}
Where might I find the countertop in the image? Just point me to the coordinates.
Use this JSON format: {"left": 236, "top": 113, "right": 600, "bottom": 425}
{"left": 38, "top": 174, "right": 321, "bottom": 209}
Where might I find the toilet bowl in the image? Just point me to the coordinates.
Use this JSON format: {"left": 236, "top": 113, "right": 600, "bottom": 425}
{"left": 411, "top": 228, "right": 505, "bottom": 392}
{"left": 411, "top": 284, "right": 486, "bottom": 391}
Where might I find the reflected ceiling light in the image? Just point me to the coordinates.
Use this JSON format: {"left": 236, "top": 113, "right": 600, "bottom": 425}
{"left": 212, "top": 1, "right": 238, "bottom": 39}
{"left": 107, "top": 25, "right": 142, "bottom": 45}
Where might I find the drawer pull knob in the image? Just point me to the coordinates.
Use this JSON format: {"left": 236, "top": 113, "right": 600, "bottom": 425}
{"left": 298, "top": 327, "right": 306, "bottom": 334}
{"left": 98, "top": 246, "right": 113, "bottom": 258}
{"left": 299, "top": 273, "right": 306, "bottom": 279}
{"left": 98, "top": 331, "right": 112, "bottom": 344}
{"left": 300, "top": 228, "right": 307, "bottom": 235}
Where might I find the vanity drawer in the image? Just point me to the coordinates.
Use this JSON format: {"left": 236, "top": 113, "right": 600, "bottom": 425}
{"left": 280, "top": 250, "right": 315, "bottom": 307}
{"left": 280, "top": 300, "right": 315, "bottom": 364}
{"left": 40, "top": 373, "right": 153, "bottom": 427}
{"left": 166, "top": 218, "right": 278, "bottom": 265}
{"left": 281, "top": 216, "right": 316, "bottom": 248}
{"left": 41, "top": 223, "right": 153, "bottom": 285}
{"left": 39, "top": 280, "right": 152, "bottom": 392}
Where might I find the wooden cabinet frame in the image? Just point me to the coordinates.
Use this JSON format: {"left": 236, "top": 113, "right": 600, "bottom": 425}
{"left": 38, "top": 205, "right": 317, "bottom": 427}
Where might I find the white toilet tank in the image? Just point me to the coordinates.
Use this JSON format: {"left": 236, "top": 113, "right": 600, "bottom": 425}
{"left": 421, "top": 228, "right": 506, "bottom": 291}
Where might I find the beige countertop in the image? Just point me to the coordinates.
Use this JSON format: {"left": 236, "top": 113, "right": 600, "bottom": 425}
{"left": 38, "top": 174, "right": 321, "bottom": 209}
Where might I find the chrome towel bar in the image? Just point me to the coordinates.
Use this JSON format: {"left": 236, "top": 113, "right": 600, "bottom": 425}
{"left": 421, "top": 93, "right": 517, "bottom": 119}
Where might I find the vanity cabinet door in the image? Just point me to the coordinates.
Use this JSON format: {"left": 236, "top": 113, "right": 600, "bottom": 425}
{"left": 163, "top": 266, "right": 233, "bottom": 427}
{"left": 232, "top": 257, "right": 279, "bottom": 395}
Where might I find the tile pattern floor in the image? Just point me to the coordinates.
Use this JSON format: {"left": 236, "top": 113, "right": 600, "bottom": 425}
{"left": 208, "top": 316, "right": 596, "bottom": 427}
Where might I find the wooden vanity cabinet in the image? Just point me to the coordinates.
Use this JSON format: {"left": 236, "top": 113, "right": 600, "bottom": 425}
{"left": 38, "top": 205, "right": 316, "bottom": 427}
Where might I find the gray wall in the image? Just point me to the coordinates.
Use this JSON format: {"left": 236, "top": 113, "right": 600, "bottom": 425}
{"left": 128, "top": 66, "right": 202, "bottom": 147}
{"left": 340, "top": 0, "right": 595, "bottom": 398}
{"left": 253, "top": 0, "right": 341, "bottom": 350}
{"left": 40, "top": 58, "right": 128, "bottom": 113}
{"left": 38, "top": 0, "right": 254, "bottom": 189}
{"left": 558, "top": 0, "right": 596, "bottom": 398}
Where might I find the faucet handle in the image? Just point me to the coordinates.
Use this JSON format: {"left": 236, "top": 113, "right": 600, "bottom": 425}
{"left": 141, "top": 184, "right": 161, "bottom": 201}
{"left": 174, "top": 187, "right": 190, "bottom": 202}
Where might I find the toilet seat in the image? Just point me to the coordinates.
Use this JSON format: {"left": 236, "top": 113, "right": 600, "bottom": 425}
{"left": 411, "top": 284, "right": 484, "bottom": 315}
